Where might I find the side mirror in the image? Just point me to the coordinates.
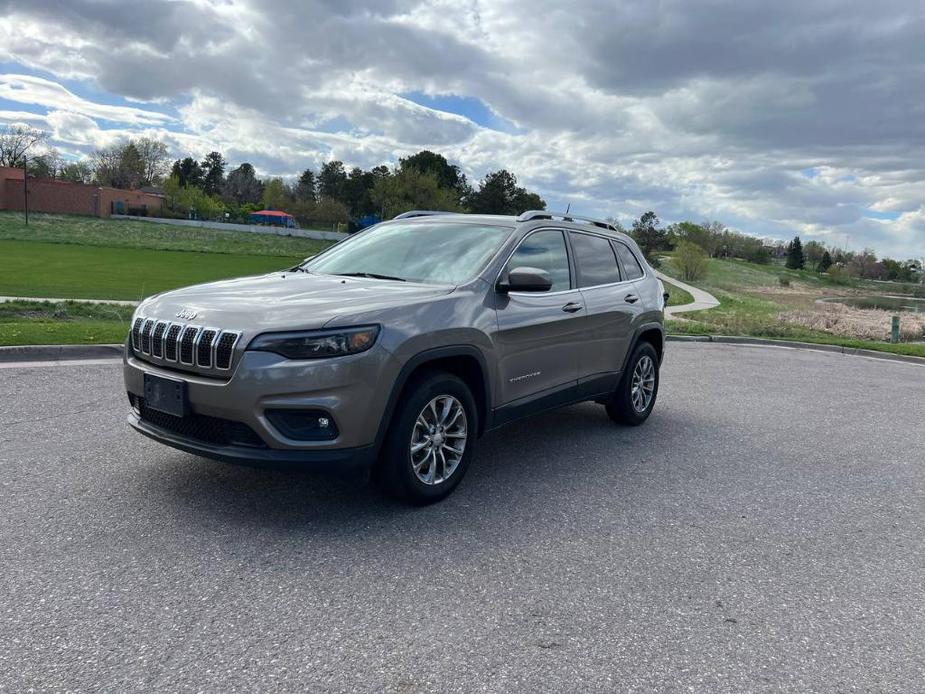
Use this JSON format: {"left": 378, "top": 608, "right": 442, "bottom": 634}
{"left": 497, "top": 266, "right": 553, "bottom": 293}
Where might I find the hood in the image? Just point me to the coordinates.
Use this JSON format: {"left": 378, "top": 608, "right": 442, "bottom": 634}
{"left": 137, "top": 272, "right": 454, "bottom": 332}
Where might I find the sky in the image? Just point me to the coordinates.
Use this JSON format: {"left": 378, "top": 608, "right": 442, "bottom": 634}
{"left": 0, "top": 0, "right": 924, "bottom": 258}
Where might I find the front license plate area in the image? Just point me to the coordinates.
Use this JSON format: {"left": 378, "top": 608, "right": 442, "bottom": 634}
{"left": 143, "top": 373, "right": 188, "bottom": 417}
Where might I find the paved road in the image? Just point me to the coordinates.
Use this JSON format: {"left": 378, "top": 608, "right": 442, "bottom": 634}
{"left": 1, "top": 344, "right": 923, "bottom": 692}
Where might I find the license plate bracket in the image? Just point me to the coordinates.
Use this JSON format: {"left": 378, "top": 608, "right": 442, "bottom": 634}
{"left": 143, "top": 373, "right": 188, "bottom": 417}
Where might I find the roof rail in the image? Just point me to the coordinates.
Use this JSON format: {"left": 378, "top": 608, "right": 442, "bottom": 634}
{"left": 393, "top": 210, "right": 459, "bottom": 219}
{"left": 516, "top": 210, "right": 619, "bottom": 233}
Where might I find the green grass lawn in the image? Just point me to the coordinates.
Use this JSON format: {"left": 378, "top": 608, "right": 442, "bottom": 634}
{"left": 0, "top": 300, "right": 134, "bottom": 346}
{"left": 0, "top": 211, "right": 331, "bottom": 257}
{"left": 661, "top": 280, "right": 694, "bottom": 307}
{"left": 661, "top": 255, "right": 925, "bottom": 358}
{"left": 1, "top": 240, "right": 304, "bottom": 300}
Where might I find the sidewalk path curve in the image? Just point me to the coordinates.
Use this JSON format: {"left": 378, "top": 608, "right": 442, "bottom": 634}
{"left": 655, "top": 271, "right": 721, "bottom": 318}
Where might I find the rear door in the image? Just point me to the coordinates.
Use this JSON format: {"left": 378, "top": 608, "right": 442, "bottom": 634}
{"left": 493, "top": 229, "right": 584, "bottom": 405}
{"left": 570, "top": 231, "right": 641, "bottom": 384}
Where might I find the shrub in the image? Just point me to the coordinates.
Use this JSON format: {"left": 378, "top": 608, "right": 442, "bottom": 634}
{"left": 826, "top": 265, "right": 851, "bottom": 285}
{"left": 673, "top": 240, "right": 709, "bottom": 282}
{"left": 745, "top": 245, "right": 772, "bottom": 264}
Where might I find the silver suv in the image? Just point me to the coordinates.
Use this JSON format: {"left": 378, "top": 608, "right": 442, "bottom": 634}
{"left": 124, "top": 210, "right": 665, "bottom": 503}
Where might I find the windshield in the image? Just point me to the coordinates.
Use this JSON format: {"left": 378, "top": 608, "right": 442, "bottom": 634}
{"left": 304, "top": 221, "right": 513, "bottom": 284}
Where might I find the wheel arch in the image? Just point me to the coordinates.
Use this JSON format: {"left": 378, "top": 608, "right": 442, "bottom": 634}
{"left": 375, "top": 345, "right": 492, "bottom": 449}
{"left": 622, "top": 322, "right": 665, "bottom": 372}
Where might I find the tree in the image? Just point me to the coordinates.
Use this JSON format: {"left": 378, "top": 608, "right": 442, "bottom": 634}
{"left": 295, "top": 168, "right": 316, "bottom": 202}
{"left": 803, "top": 240, "right": 826, "bottom": 270}
{"left": 200, "top": 151, "right": 225, "bottom": 196}
{"left": 344, "top": 166, "right": 376, "bottom": 217}
{"left": 118, "top": 142, "right": 144, "bottom": 189}
{"left": 0, "top": 125, "right": 47, "bottom": 167}
{"left": 847, "top": 248, "right": 881, "bottom": 279}
{"left": 318, "top": 160, "right": 348, "bottom": 201}
{"left": 164, "top": 174, "right": 224, "bottom": 220}
{"left": 466, "top": 169, "right": 545, "bottom": 215}
{"left": 27, "top": 148, "right": 64, "bottom": 179}
{"left": 59, "top": 161, "right": 93, "bottom": 184}
{"left": 785, "top": 236, "right": 805, "bottom": 270}
{"left": 630, "top": 211, "right": 669, "bottom": 263}
{"left": 170, "top": 157, "right": 204, "bottom": 189}
{"left": 816, "top": 250, "right": 833, "bottom": 273}
{"left": 261, "top": 177, "right": 292, "bottom": 210}
{"left": 223, "top": 163, "right": 262, "bottom": 205}
{"left": 673, "top": 240, "right": 709, "bottom": 282}
{"left": 134, "top": 137, "right": 170, "bottom": 186}
{"left": 371, "top": 167, "right": 462, "bottom": 219}
{"left": 399, "top": 150, "right": 469, "bottom": 200}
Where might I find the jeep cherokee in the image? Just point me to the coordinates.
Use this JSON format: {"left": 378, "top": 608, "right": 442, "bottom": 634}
{"left": 124, "top": 210, "right": 665, "bottom": 503}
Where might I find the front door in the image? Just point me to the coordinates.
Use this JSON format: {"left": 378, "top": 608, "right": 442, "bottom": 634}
{"left": 493, "top": 229, "right": 584, "bottom": 406}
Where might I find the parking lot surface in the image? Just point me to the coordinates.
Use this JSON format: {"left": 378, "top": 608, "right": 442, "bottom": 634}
{"left": 1, "top": 344, "right": 923, "bottom": 692}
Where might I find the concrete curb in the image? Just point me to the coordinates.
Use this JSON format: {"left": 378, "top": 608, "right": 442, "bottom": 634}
{"left": 667, "top": 334, "right": 925, "bottom": 365}
{"left": 0, "top": 344, "right": 123, "bottom": 363}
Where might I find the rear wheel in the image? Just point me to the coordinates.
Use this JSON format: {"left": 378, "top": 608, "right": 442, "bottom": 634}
{"left": 375, "top": 371, "right": 477, "bottom": 504}
{"left": 606, "top": 342, "right": 659, "bottom": 425}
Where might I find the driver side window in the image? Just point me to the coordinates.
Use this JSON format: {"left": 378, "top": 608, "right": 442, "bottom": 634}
{"left": 506, "top": 230, "right": 571, "bottom": 292}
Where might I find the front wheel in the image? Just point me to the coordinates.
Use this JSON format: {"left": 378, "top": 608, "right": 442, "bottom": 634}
{"left": 606, "top": 342, "right": 659, "bottom": 425}
{"left": 374, "top": 371, "right": 477, "bottom": 504}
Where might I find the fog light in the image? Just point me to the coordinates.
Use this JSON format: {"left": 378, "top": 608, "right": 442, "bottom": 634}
{"left": 265, "top": 409, "right": 339, "bottom": 441}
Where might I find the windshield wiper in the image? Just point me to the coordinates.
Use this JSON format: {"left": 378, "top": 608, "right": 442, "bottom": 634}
{"left": 335, "top": 272, "right": 406, "bottom": 282}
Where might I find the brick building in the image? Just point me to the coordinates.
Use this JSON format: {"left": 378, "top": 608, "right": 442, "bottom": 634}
{"left": 0, "top": 166, "right": 164, "bottom": 218}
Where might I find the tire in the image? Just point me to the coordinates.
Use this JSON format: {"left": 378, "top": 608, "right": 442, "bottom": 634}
{"left": 375, "top": 370, "right": 478, "bottom": 504}
{"left": 606, "top": 341, "right": 659, "bottom": 426}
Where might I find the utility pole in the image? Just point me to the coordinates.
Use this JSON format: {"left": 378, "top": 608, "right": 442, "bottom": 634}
{"left": 23, "top": 154, "right": 29, "bottom": 226}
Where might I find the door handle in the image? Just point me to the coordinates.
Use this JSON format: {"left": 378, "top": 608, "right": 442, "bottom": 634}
{"left": 562, "top": 302, "right": 583, "bottom": 313}
{"left": 624, "top": 294, "right": 639, "bottom": 304}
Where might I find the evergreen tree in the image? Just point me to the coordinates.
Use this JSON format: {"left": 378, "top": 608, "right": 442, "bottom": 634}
{"left": 785, "top": 236, "right": 805, "bottom": 270}
{"left": 295, "top": 168, "right": 316, "bottom": 202}
{"left": 170, "top": 157, "right": 204, "bottom": 189}
{"left": 200, "top": 151, "right": 226, "bottom": 197}
{"left": 631, "top": 211, "right": 669, "bottom": 263}
{"left": 817, "top": 249, "right": 833, "bottom": 273}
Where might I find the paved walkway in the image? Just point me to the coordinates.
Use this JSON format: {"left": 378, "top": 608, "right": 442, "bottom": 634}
{"left": 0, "top": 295, "right": 138, "bottom": 307}
{"left": 655, "top": 271, "right": 721, "bottom": 318}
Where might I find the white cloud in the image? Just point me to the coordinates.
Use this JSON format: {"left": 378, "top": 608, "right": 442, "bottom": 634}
{"left": 0, "top": 0, "right": 923, "bottom": 256}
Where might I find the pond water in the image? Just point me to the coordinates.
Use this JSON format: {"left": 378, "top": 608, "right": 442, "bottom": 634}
{"left": 819, "top": 295, "right": 925, "bottom": 313}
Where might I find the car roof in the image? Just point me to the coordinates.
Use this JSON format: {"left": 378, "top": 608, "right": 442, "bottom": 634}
{"left": 388, "top": 212, "right": 633, "bottom": 241}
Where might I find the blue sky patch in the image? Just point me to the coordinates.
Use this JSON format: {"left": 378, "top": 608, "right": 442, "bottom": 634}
{"left": 863, "top": 208, "right": 901, "bottom": 221}
{"left": 400, "top": 91, "right": 520, "bottom": 133}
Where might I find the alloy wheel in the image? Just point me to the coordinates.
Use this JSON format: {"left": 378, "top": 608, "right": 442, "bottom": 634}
{"left": 410, "top": 395, "right": 468, "bottom": 485}
{"left": 630, "top": 355, "right": 656, "bottom": 413}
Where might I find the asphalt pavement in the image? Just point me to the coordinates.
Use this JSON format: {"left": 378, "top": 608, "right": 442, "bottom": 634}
{"left": 1, "top": 344, "right": 923, "bottom": 693}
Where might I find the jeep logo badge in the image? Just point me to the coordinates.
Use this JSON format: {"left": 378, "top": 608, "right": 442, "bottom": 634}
{"left": 175, "top": 307, "right": 197, "bottom": 321}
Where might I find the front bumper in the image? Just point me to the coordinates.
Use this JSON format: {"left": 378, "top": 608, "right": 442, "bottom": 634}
{"left": 124, "top": 341, "right": 398, "bottom": 464}
{"left": 128, "top": 411, "right": 376, "bottom": 473}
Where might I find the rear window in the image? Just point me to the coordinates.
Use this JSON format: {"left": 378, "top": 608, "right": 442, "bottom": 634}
{"left": 614, "top": 242, "right": 645, "bottom": 280}
{"left": 570, "top": 232, "right": 621, "bottom": 287}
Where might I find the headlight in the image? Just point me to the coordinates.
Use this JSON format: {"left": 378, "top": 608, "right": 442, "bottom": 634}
{"left": 247, "top": 326, "right": 380, "bottom": 359}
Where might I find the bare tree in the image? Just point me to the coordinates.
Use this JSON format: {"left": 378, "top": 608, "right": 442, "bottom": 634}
{"left": 28, "top": 147, "right": 64, "bottom": 179}
{"left": 134, "top": 137, "right": 170, "bottom": 186}
{"left": 0, "top": 125, "right": 48, "bottom": 167}
{"left": 91, "top": 144, "right": 124, "bottom": 187}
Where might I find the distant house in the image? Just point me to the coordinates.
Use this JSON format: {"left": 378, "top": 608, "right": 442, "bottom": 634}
{"left": 0, "top": 166, "right": 164, "bottom": 218}
{"left": 249, "top": 209, "right": 298, "bottom": 228}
